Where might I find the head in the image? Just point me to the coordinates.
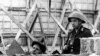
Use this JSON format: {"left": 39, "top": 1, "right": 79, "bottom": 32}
{"left": 31, "top": 41, "right": 46, "bottom": 54}
{"left": 69, "top": 18, "right": 84, "bottom": 29}
{"left": 68, "top": 11, "right": 85, "bottom": 29}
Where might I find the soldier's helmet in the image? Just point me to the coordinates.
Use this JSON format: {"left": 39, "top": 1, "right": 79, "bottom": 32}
{"left": 68, "top": 11, "right": 86, "bottom": 23}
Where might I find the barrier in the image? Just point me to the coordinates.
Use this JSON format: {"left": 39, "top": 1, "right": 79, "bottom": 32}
{"left": 80, "top": 37, "right": 100, "bottom": 55}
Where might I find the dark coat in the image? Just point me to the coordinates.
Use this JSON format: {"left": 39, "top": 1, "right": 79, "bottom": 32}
{"left": 62, "top": 25, "right": 93, "bottom": 54}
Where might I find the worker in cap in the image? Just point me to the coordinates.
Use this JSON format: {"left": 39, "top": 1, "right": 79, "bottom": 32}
{"left": 31, "top": 41, "right": 46, "bottom": 54}
{"left": 62, "top": 11, "right": 93, "bottom": 54}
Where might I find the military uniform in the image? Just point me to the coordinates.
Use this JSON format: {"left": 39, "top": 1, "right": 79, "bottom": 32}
{"left": 62, "top": 11, "right": 93, "bottom": 54}
{"left": 62, "top": 25, "right": 93, "bottom": 54}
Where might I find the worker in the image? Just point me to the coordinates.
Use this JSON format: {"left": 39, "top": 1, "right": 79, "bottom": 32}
{"left": 62, "top": 11, "right": 93, "bottom": 54}
{"left": 31, "top": 41, "right": 46, "bottom": 54}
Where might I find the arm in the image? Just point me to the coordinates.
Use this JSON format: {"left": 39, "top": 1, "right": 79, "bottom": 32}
{"left": 82, "top": 28, "right": 93, "bottom": 37}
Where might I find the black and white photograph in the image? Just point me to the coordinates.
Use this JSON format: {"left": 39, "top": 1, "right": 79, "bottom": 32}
{"left": 0, "top": 0, "right": 99, "bottom": 56}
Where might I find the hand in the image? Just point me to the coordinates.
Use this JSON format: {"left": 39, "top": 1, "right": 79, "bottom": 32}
{"left": 61, "top": 34, "right": 66, "bottom": 37}
{"left": 61, "top": 31, "right": 68, "bottom": 37}
{"left": 63, "top": 45, "right": 68, "bottom": 50}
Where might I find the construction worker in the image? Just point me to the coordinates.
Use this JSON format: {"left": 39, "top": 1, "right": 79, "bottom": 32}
{"left": 62, "top": 11, "right": 93, "bottom": 54}
{"left": 31, "top": 41, "right": 46, "bottom": 54}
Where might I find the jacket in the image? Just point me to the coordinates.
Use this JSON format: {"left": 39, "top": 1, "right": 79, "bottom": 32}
{"left": 63, "top": 25, "right": 93, "bottom": 54}
{"left": 65, "top": 25, "right": 93, "bottom": 44}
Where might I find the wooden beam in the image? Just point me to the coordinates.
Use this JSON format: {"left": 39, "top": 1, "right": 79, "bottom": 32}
{"left": 39, "top": 1, "right": 69, "bottom": 38}
{"left": 27, "top": 10, "right": 38, "bottom": 52}
{"left": 28, "top": 12, "right": 38, "bottom": 33}
{"left": 51, "top": 0, "right": 75, "bottom": 52}
{"left": 49, "top": 0, "right": 51, "bottom": 18}
{"left": 61, "top": 0, "right": 66, "bottom": 8}
{"left": 14, "top": 1, "right": 37, "bottom": 41}
{"left": 38, "top": 8, "right": 46, "bottom": 46}
{"left": 68, "top": 0, "right": 74, "bottom": 10}
{"left": 93, "top": 0, "right": 99, "bottom": 34}
{"left": 0, "top": 5, "right": 37, "bottom": 41}
{"left": 26, "top": 0, "right": 37, "bottom": 52}
{"left": 8, "top": 7, "right": 26, "bottom": 11}
{"left": 51, "top": 0, "right": 68, "bottom": 51}
{"left": 94, "top": 11, "right": 100, "bottom": 33}
{"left": 94, "top": 0, "right": 98, "bottom": 10}
{"left": 33, "top": 9, "right": 95, "bottom": 14}
{"left": 26, "top": 0, "right": 30, "bottom": 9}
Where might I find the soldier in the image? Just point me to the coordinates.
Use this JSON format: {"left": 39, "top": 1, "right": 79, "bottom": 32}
{"left": 62, "top": 11, "right": 93, "bottom": 54}
{"left": 31, "top": 41, "right": 46, "bottom": 54}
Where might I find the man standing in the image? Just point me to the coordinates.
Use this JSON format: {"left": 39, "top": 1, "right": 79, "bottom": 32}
{"left": 62, "top": 11, "right": 93, "bottom": 54}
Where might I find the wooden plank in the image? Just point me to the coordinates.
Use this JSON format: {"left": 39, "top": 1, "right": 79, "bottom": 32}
{"left": 94, "top": 11, "right": 100, "bottom": 33}
{"left": 51, "top": 0, "right": 68, "bottom": 51}
{"left": 14, "top": 1, "right": 37, "bottom": 41}
{"left": 0, "top": 5, "right": 37, "bottom": 41}
{"left": 27, "top": 37, "right": 31, "bottom": 52}
{"left": 26, "top": 0, "right": 30, "bottom": 9}
{"left": 27, "top": 10, "right": 38, "bottom": 52}
{"left": 68, "top": 0, "right": 74, "bottom": 10}
{"left": 38, "top": 8, "right": 47, "bottom": 46}
{"left": 39, "top": 1, "right": 69, "bottom": 39}
{"left": 8, "top": 7, "right": 26, "bottom": 11}
{"left": 49, "top": 0, "right": 51, "bottom": 18}
{"left": 28, "top": 12, "right": 38, "bottom": 33}
{"left": 26, "top": 0, "right": 31, "bottom": 52}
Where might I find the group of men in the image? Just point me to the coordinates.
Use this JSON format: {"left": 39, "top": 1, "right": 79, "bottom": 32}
{"left": 31, "top": 11, "right": 93, "bottom": 54}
